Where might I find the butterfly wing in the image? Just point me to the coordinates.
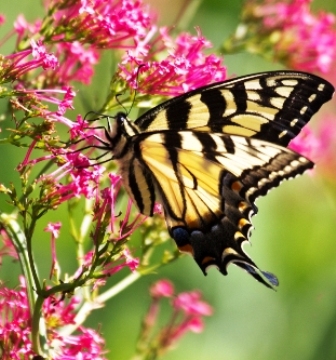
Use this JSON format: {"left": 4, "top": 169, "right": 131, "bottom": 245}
{"left": 135, "top": 71, "right": 334, "bottom": 146}
{"left": 130, "top": 130, "right": 313, "bottom": 287}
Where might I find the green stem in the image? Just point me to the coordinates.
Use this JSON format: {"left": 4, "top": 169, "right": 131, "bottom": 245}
{"left": 0, "top": 213, "right": 36, "bottom": 313}
{"left": 0, "top": 212, "right": 47, "bottom": 355}
{"left": 25, "top": 217, "right": 42, "bottom": 294}
{"left": 32, "top": 295, "right": 48, "bottom": 356}
{"left": 59, "top": 271, "right": 141, "bottom": 336}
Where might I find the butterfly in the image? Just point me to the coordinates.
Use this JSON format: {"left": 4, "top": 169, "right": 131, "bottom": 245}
{"left": 97, "top": 71, "right": 334, "bottom": 288}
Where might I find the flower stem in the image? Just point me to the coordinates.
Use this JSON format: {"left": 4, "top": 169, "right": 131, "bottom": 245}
{"left": 59, "top": 271, "right": 141, "bottom": 336}
{"left": 0, "top": 212, "right": 47, "bottom": 355}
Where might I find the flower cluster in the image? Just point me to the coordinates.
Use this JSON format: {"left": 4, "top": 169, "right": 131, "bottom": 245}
{"left": 251, "top": 0, "right": 336, "bottom": 74}
{"left": 135, "top": 279, "right": 213, "bottom": 358}
{"left": 119, "top": 27, "right": 227, "bottom": 96}
{"left": 0, "top": 277, "right": 106, "bottom": 360}
{"left": 225, "top": 0, "right": 336, "bottom": 76}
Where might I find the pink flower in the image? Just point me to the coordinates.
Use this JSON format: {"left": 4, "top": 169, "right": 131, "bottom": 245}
{"left": 119, "top": 27, "right": 227, "bottom": 96}
{"left": 43, "top": 42, "right": 100, "bottom": 85}
{"left": 315, "top": 116, "right": 336, "bottom": 178}
{"left": 0, "top": 229, "right": 18, "bottom": 263}
{"left": 150, "top": 279, "right": 174, "bottom": 298}
{"left": 101, "top": 248, "right": 139, "bottom": 276}
{"left": 1, "top": 41, "right": 58, "bottom": 82}
{"left": 0, "top": 279, "right": 34, "bottom": 359}
{"left": 44, "top": 222, "right": 62, "bottom": 239}
{"left": 123, "top": 248, "right": 140, "bottom": 272}
{"left": 167, "top": 316, "right": 205, "bottom": 345}
{"left": 136, "top": 281, "right": 213, "bottom": 356}
{"left": 14, "top": 14, "right": 41, "bottom": 44}
{"left": 173, "top": 291, "right": 213, "bottom": 316}
{"left": 289, "top": 126, "right": 320, "bottom": 161}
{"left": 45, "top": 222, "right": 62, "bottom": 278}
{"left": 31, "top": 39, "right": 58, "bottom": 70}
{"left": 185, "top": 317, "right": 204, "bottom": 333}
{"left": 245, "top": 0, "right": 336, "bottom": 73}
{"left": 49, "top": 0, "right": 154, "bottom": 49}
{"left": 0, "top": 277, "right": 106, "bottom": 359}
{"left": 69, "top": 115, "right": 91, "bottom": 140}
{"left": 0, "top": 14, "right": 5, "bottom": 26}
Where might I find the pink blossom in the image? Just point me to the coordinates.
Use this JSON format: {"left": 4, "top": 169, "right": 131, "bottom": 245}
{"left": 45, "top": 222, "right": 62, "bottom": 278}
{"left": 69, "top": 115, "right": 91, "bottom": 140}
{"left": 0, "top": 229, "right": 18, "bottom": 263}
{"left": 167, "top": 316, "right": 205, "bottom": 346}
{"left": 3, "top": 33, "right": 97, "bottom": 87}
{"left": 315, "top": 116, "right": 336, "bottom": 178}
{"left": 119, "top": 27, "right": 227, "bottom": 96}
{"left": 0, "top": 277, "right": 106, "bottom": 359}
{"left": 247, "top": 0, "right": 336, "bottom": 73}
{"left": 173, "top": 291, "right": 213, "bottom": 316}
{"left": 289, "top": 116, "right": 336, "bottom": 179}
{"left": 31, "top": 39, "right": 58, "bottom": 70}
{"left": 150, "top": 279, "right": 174, "bottom": 298}
{"left": 289, "top": 126, "right": 320, "bottom": 161}
{"left": 10, "top": 87, "right": 76, "bottom": 122}
{"left": 44, "top": 155, "right": 104, "bottom": 201}
{"left": 50, "top": 0, "right": 154, "bottom": 49}
{"left": 52, "top": 42, "right": 100, "bottom": 85}
{"left": 185, "top": 317, "right": 204, "bottom": 333}
{"left": 0, "top": 14, "right": 5, "bottom": 26}
{"left": 44, "top": 222, "right": 62, "bottom": 239}
{"left": 54, "top": 328, "right": 106, "bottom": 360}
{"left": 102, "top": 248, "right": 139, "bottom": 276}
{"left": 123, "top": 248, "right": 140, "bottom": 272}
{"left": 0, "top": 279, "right": 34, "bottom": 359}
{"left": 13, "top": 14, "right": 41, "bottom": 44}
{"left": 138, "top": 284, "right": 212, "bottom": 355}
{"left": 2, "top": 41, "right": 58, "bottom": 82}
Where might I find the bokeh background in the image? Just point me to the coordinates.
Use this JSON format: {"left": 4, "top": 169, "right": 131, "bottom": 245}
{"left": 1, "top": 1, "right": 336, "bottom": 359}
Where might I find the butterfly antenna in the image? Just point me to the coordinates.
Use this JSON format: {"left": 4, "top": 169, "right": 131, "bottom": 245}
{"left": 117, "top": 64, "right": 145, "bottom": 116}
{"left": 84, "top": 110, "right": 108, "bottom": 122}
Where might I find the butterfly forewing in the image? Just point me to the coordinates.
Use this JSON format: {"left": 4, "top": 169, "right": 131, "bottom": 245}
{"left": 135, "top": 71, "right": 333, "bottom": 146}
{"left": 105, "top": 71, "right": 334, "bottom": 288}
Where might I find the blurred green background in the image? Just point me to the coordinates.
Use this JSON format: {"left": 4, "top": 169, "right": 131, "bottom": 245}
{"left": 1, "top": 1, "right": 336, "bottom": 359}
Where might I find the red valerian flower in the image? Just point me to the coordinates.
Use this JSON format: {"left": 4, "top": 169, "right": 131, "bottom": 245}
{"left": 119, "top": 27, "right": 227, "bottom": 96}
{"left": 0, "top": 277, "right": 107, "bottom": 359}
{"left": 137, "top": 280, "right": 213, "bottom": 356}
{"left": 46, "top": 0, "right": 154, "bottom": 49}
{"left": 244, "top": 0, "right": 336, "bottom": 74}
{"left": 150, "top": 279, "right": 174, "bottom": 298}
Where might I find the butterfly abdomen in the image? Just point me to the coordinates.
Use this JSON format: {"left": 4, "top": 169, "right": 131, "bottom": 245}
{"left": 107, "top": 113, "right": 158, "bottom": 216}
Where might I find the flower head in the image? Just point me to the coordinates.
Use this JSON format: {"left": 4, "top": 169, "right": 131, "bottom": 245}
{"left": 0, "top": 277, "right": 106, "bottom": 359}
{"left": 45, "top": 0, "right": 154, "bottom": 49}
{"left": 150, "top": 279, "right": 174, "bottom": 298}
{"left": 119, "top": 27, "right": 227, "bottom": 96}
{"left": 136, "top": 280, "right": 213, "bottom": 357}
{"left": 241, "top": 0, "right": 336, "bottom": 73}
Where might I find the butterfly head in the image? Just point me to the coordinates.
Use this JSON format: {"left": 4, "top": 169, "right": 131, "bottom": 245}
{"left": 103, "top": 112, "right": 140, "bottom": 159}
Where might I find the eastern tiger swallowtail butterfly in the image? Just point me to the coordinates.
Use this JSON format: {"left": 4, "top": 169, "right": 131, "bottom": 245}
{"left": 97, "top": 71, "right": 334, "bottom": 288}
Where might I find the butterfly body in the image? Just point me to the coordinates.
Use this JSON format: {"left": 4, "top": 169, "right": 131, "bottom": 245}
{"left": 104, "top": 71, "right": 334, "bottom": 288}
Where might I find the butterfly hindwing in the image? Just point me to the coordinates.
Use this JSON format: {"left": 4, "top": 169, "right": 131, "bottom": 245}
{"left": 103, "top": 70, "right": 334, "bottom": 288}
{"left": 135, "top": 130, "right": 313, "bottom": 287}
